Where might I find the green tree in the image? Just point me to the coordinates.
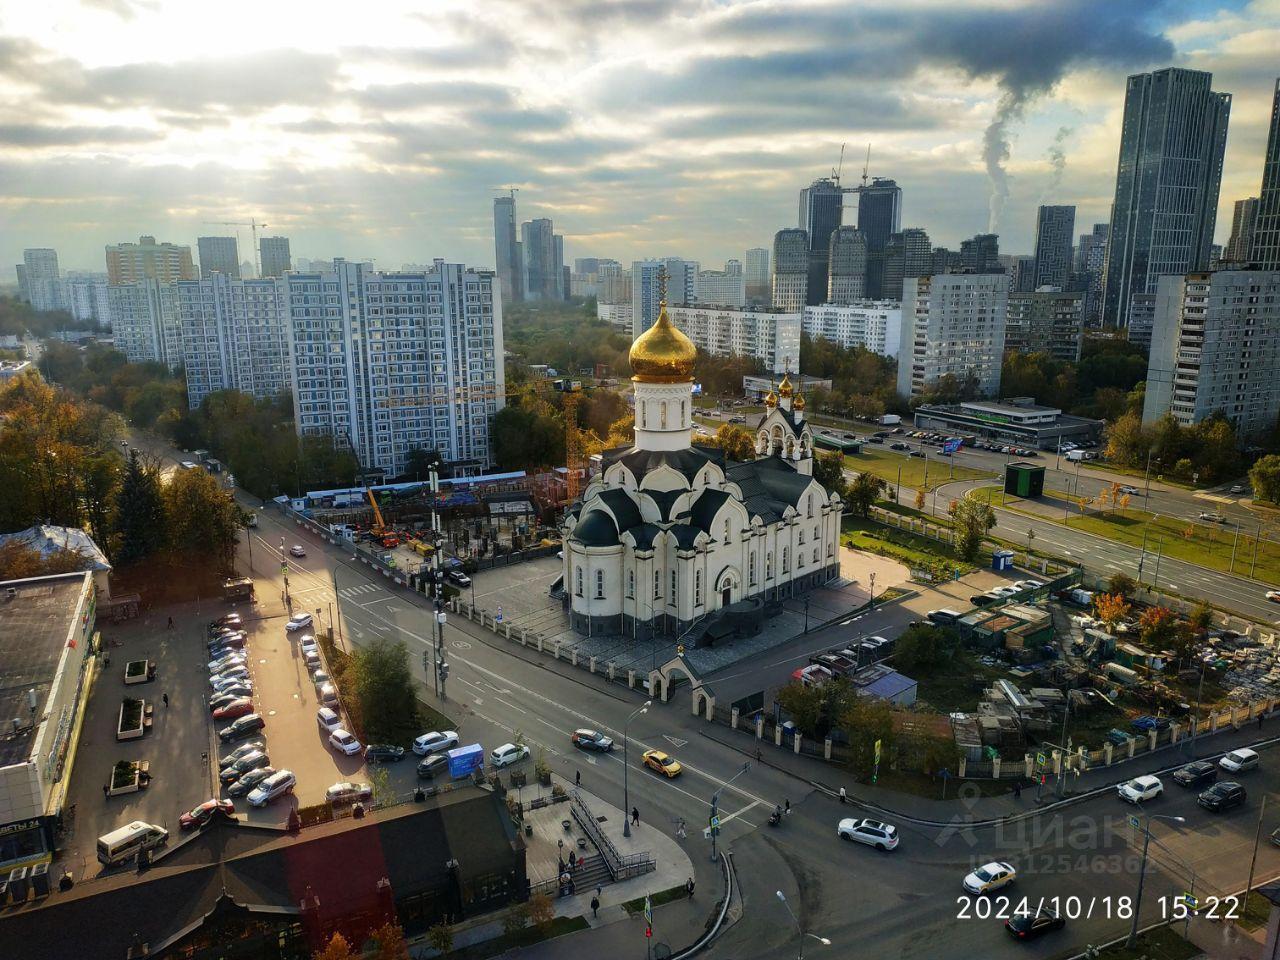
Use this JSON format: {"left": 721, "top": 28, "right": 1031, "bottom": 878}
{"left": 351, "top": 639, "right": 419, "bottom": 745}
{"left": 838, "top": 695, "right": 894, "bottom": 779}
{"left": 1250, "top": 454, "right": 1280, "bottom": 504}
{"left": 501, "top": 903, "right": 530, "bottom": 939}
{"left": 947, "top": 492, "right": 996, "bottom": 560}
{"left": 712, "top": 424, "right": 756, "bottom": 461}
{"left": 1104, "top": 410, "right": 1147, "bottom": 467}
{"left": 425, "top": 924, "right": 454, "bottom": 957}
{"left": 891, "top": 624, "right": 948, "bottom": 673}
{"left": 115, "top": 452, "right": 166, "bottom": 566}
{"left": 162, "top": 466, "right": 242, "bottom": 572}
{"left": 845, "top": 471, "right": 886, "bottom": 518}
{"left": 0, "top": 540, "right": 90, "bottom": 580}
{"left": 1107, "top": 572, "right": 1137, "bottom": 598}
{"left": 812, "top": 449, "right": 848, "bottom": 499}
{"left": 774, "top": 682, "right": 827, "bottom": 740}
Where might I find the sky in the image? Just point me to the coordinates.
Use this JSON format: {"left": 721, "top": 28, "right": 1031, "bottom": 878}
{"left": 1, "top": 0, "right": 1279, "bottom": 278}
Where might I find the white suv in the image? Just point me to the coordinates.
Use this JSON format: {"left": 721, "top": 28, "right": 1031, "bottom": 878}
{"left": 247, "top": 769, "right": 296, "bottom": 807}
{"left": 491, "top": 743, "right": 530, "bottom": 768}
{"left": 329, "top": 729, "right": 362, "bottom": 756}
{"left": 317, "top": 707, "right": 342, "bottom": 734}
{"left": 1117, "top": 775, "right": 1163, "bottom": 804}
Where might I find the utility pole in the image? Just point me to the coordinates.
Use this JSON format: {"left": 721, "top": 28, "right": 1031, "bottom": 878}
{"left": 1127, "top": 813, "right": 1185, "bottom": 947}
{"left": 430, "top": 464, "right": 446, "bottom": 700}
{"left": 1245, "top": 795, "right": 1268, "bottom": 909}
{"left": 710, "top": 762, "right": 751, "bottom": 863}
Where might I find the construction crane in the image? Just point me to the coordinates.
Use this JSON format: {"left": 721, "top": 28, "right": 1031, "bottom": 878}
{"left": 561, "top": 383, "right": 586, "bottom": 503}
{"left": 831, "top": 142, "right": 846, "bottom": 184}
{"left": 492, "top": 185, "right": 520, "bottom": 199}
{"left": 860, "top": 143, "right": 871, "bottom": 188}
{"left": 204, "top": 218, "right": 268, "bottom": 276}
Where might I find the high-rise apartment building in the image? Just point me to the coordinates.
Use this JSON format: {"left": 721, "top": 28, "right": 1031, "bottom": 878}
{"left": 106, "top": 236, "right": 197, "bottom": 284}
{"left": 1251, "top": 80, "right": 1280, "bottom": 270}
{"left": 554, "top": 235, "right": 566, "bottom": 300}
{"left": 258, "top": 236, "right": 292, "bottom": 278}
{"left": 896, "top": 273, "right": 1008, "bottom": 399}
{"left": 1005, "top": 289, "right": 1085, "bottom": 362}
{"left": 287, "top": 260, "right": 504, "bottom": 478}
{"left": 630, "top": 259, "right": 698, "bottom": 336}
{"left": 853, "top": 178, "right": 902, "bottom": 299}
{"left": 1224, "top": 198, "right": 1259, "bottom": 264}
{"left": 694, "top": 270, "right": 746, "bottom": 307}
{"left": 826, "top": 227, "right": 867, "bottom": 303}
{"left": 931, "top": 247, "right": 963, "bottom": 275}
{"left": 1033, "top": 205, "right": 1076, "bottom": 289}
{"left": 177, "top": 274, "right": 291, "bottom": 408}
{"left": 881, "top": 228, "right": 932, "bottom": 301}
{"left": 771, "top": 229, "right": 809, "bottom": 312}
{"left": 62, "top": 272, "right": 111, "bottom": 327}
{"left": 744, "top": 248, "right": 770, "bottom": 297}
{"left": 799, "top": 177, "right": 846, "bottom": 305}
{"left": 725, "top": 259, "right": 742, "bottom": 276}
{"left": 21, "top": 249, "right": 63, "bottom": 313}
{"left": 960, "top": 234, "right": 1001, "bottom": 272}
{"left": 667, "top": 305, "right": 800, "bottom": 375}
{"left": 802, "top": 302, "right": 902, "bottom": 357}
{"left": 1143, "top": 269, "right": 1280, "bottom": 438}
{"left": 1005, "top": 256, "right": 1037, "bottom": 294}
{"left": 1074, "top": 224, "right": 1109, "bottom": 325}
{"left": 108, "top": 279, "right": 182, "bottom": 370}
{"left": 197, "top": 237, "right": 240, "bottom": 279}
{"left": 521, "top": 219, "right": 563, "bottom": 301}
{"left": 493, "top": 195, "right": 522, "bottom": 304}
{"left": 14, "top": 265, "right": 28, "bottom": 303}
{"left": 1103, "top": 68, "right": 1231, "bottom": 328}
{"left": 597, "top": 263, "right": 631, "bottom": 305}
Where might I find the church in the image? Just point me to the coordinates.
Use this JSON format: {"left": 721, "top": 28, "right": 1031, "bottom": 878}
{"left": 560, "top": 293, "right": 843, "bottom": 638}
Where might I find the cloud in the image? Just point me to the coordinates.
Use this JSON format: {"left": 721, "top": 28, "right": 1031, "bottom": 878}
{"left": 80, "top": 0, "right": 161, "bottom": 19}
{"left": 0, "top": 123, "right": 163, "bottom": 146}
{"left": 355, "top": 80, "right": 516, "bottom": 112}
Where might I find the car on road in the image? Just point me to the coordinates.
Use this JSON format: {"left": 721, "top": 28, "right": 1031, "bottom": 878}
{"left": 212, "top": 697, "right": 255, "bottom": 721}
{"left": 889, "top": 442, "right": 910, "bottom": 451}
{"left": 289, "top": 544, "right": 306, "bottom": 557}
{"left": 1172, "top": 761, "right": 1217, "bottom": 788}
{"left": 571, "top": 729, "right": 615, "bottom": 752}
{"left": 325, "top": 781, "right": 373, "bottom": 804}
{"left": 1117, "top": 775, "right": 1163, "bottom": 804}
{"left": 1199, "top": 512, "right": 1227, "bottom": 523}
{"left": 1267, "top": 590, "right": 1280, "bottom": 603}
{"left": 316, "top": 707, "right": 342, "bottom": 734}
{"left": 909, "top": 450, "right": 926, "bottom": 458}
{"left": 417, "top": 753, "right": 449, "bottom": 779}
{"left": 247, "top": 770, "right": 296, "bottom": 807}
{"left": 642, "top": 749, "right": 683, "bottom": 778}
{"left": 219, "top": 713, "right": 265, "bottom": 742}
{"left": 285, "top": 612, "right": 313, "bottom": 632}
{"left": 962, "top": 862, "right": 1016, "bottom": 895}
{"left": 413, "top": 730, "right": 460, "bottom": 755}
{"left": 365, "top": 744, "right": 406, "bottom": 763}
{"left": 1005, "top": 908, "right": 1064, "bottom": 940}
{"left": 227, "top": 766, "right": 276, "bottom": 798}
{"left": 179, "top": 798, "right": 235, "bottom": 829}
{"left": 1220, "top": 748, "right": 1259, "bottom": 773}
{"left": 446, "top": 569, "right": 471, "bottom": 587}
{"left": 210, "top": 689, "right": 252, "bottom": 711}
{"left": 1231, "top": 484, "right": 1248, "bottom": 494}
{"left": 219, "top": 750, "right": 270, "bottom": 783}
{"left": 329, "top": 729, "right": 362, "bottom": 755}
{"left": 1118, "top": 485, "right": 1140, "bottom": 496}
{"left": 491, "top": 743, "right": 530, "bottom": 768}
{"left": 1199, "top": 781, "right": 1247, "bottom": 812}
{"left": 837, "top": 818, "right": 899, "bottom": 850}
{"left": 219, "top": 742, "right": 266, "bottom": 769}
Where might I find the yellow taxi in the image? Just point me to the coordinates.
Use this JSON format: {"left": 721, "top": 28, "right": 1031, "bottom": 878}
{"left": 642, "top": 749, "right": 683, "bottom": 778}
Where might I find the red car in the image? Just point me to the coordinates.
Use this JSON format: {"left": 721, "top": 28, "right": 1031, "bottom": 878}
{"left": 212, "top": 697, "right": 254, "bottom": 720}
{"left": 179, "top": 798, "right": 235, "bottom": 829}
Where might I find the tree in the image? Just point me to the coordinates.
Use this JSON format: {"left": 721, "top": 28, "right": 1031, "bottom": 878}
{"left": 1104, "top": 410, "right": 1147, "bottom": 467}
{"left": 1251, "top": 454, "right": 1280, "bottom": 504}
{"left": 712, "top": 424, "right": 756, "bottom": 461}
{"left": 502, "top": 902, "right": 530, "bottom": 939}
{"left": 1107, "top": 572, "right": 1136, "bottom": 598}
{"left": 528, "top": 892, "right": 556, "bottom": 935}
{"left": 1188, "top": 601, "right": 1213, "bottom": 637}
{"left": 811, "top": 449, "right": 848, "bottom": 499}
{"left": 947, "top": 492, "right": 996, "bottom": 561}
{"left": 313, "top": 932, "right": 356, "bottom": 960}
{"left": 774, "top": 682, "right": 828, "bottom": 740}
{"left": 351, "top": 639, "right": 419, "bottom": 745}
{"left": 845, "top": 472, "right": 886, "bottom": 518}
{"left": 838, "top": 695, "right": 894, "bottom": 779}
{"left": 366, "top": 922, "right": 410, "bottom": 960}
{"left": 1092, "top": 593, "right": 1131, "bottom": 629}
{"left": 892, "top": 624, "right": 948, "bottom": 673}
{"left": 162, "top": 466, "right": 242, "bottom": 572}
{"left": 913, "top": 489, "right": 926, "bottom": 511}
{"left": 1137, "top": 606, "right": 1180, "bottom": 649}
{"left": 115, "top": 452, "right": 166, "bottom": 566}
{"left": 0, "top": 540, "right": 90, "bottom": 581}
{"left": 425, "top": 922, "right": 454, "bottom": 956}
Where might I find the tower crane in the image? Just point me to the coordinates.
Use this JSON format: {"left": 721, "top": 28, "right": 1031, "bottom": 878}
{"left": 831, "top": 142, "right": 846, "bottom": 184}
{"left": 203, "top": 218, "right": 268, "bottom": 276}
{"left": 492, "top": 185, "right": 520, "bottom": 199}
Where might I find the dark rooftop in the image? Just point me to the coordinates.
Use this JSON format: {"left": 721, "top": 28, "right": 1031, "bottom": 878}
{"left": 0, "top": 572, "right": 92, "bottom": 767}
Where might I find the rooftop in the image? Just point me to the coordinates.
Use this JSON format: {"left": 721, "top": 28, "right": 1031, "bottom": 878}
{"left": 0, "top": 525, "right": 111, "bottom": 573}
{"left": 0, "top": 572, "right": 92, "bottom": 767}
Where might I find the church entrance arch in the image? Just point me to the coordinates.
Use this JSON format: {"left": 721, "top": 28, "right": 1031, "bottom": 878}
{"left": 714, "top": 566, "right": 741, "bottom": 610}
{"left": 649, "top": 656, "right": 716, "bottom": 720}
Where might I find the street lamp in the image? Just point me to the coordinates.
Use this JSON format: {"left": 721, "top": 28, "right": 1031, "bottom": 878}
{"left": 710, "top": 761, "right": 752, "bottom": 863}
{"left": 776, "top": 890, "right": 830, "bottom": 959}
{"left": 868, "top": 571, "right": 877, "bottom": 608}
{"left": 1127, "top": 813, "right": 1186, "bottom": 947}
{"left": 622, "top": 700, "right": 651, "bottom": 838}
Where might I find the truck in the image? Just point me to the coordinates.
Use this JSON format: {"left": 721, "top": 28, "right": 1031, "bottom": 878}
{"left": 808, "top": 650, "right": 858, "bottom": 676}
{"left": 877, "top": 414, "right": 902, "bottom": 426}
{"left": 1066, "top": 449, "right": 1095, "bottom": 462}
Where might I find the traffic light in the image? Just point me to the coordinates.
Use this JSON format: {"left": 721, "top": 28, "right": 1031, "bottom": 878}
{"left": 438, "top": 662, "right": 450, "bottom": 681}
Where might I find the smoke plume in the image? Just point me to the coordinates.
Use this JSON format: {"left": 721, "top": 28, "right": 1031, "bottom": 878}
{"left": 1040, "top": 126, "right": 1073, "bottom": 201}
{"left": 983, "top": 91, "right": 1027, "bottom": 234}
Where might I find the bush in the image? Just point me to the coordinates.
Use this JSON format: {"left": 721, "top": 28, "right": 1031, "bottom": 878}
{"left": 502, "top": 902, "right": 530, "bottom": 939}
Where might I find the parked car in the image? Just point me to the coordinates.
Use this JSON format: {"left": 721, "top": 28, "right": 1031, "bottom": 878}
{"left": 210, "top": 613, "right": 243, "bottom": 630}
{"left": 208, "top": 653, "right": 246, "bottom": 673}
{"left": 318, "top": 682, "right": 339, "bottom": 706}
{"left": 1117, "top": 775, "right": 1163, "bottom": 804}
{"left": 571, "top": 729, "right": 615, "bottom": 752}
{"left": 227, "top": 766, "right": 276, "bottom": 798}
{"left": 837, "top": 818, "right": 899, "bottom": 850}
{"left": 218, "top": 713, "right": 265, "bottom": 742}
{"left": 642, "top": 749, "right": 682, "bottom": 778}
{"left": 247, "top": 770, "right": 296, "bottom": 807}
{"left": 490, "top": 743, "right": 530, "bottom": 768}
{"left": 364, "top": 744, "right": 406, "bottom": 763}
{"left": 179, "top": 798, "right": 235, "bottom": 829}
{"left": 1172, "top": 761, "right": 1217, "bottom": 788}
{"left": 1231, "top": 484, "right": 1248, "bottom": 494}
{"left": 289, "top": 544, "right": 306, "bottom": 557}
{"left": 219, "top": 750, "right": 270, "bottom": 783}
{"left": 1199, "top": 781, "right": 1247, "bottom": 812}
{"left": 219, "top": 742, "right": 266, "bottom": 769}
{"left": 285, "top": 612, "right": 313, "bottom": 632}
{"left": 1220, "top": 748, "right": 1259, "bottom": 773}
{"left": 329, "top": 729, "right": 362, "bottom": 756}
{"left": 413, "top": 730, "right": 460, "bottom": 755}
{"left": 212, "top": 697, "right": 255, "bottom": 721}
{"left": 1005, "top": 909, "right": 1064, "bottom": 940}
{"left": 211, "top": 672, "right": 251, "bottom": 692}
{"left": 210, "top": 689, "right": 252, "bottom": 711}
{"left": 208, "top": 633, "right": 247, "bottom": 651}
{"left": 316, "top": 707, "right": 342, "bottom": 734}
{"left": 416, "top": 753, "right": 449, "bottom": 779}
{"left": 963, "top": 861, "right": 1016, "bottom": 895}
{"left": 325, "top": 781, "right": 373, "bottom": 804}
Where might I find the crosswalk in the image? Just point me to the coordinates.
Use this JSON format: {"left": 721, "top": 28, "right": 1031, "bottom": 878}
{"left": 338, "top": 583, "right": 384, "bottom": 600}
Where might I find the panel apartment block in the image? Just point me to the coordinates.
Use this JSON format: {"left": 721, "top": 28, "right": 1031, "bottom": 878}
{"left": 897, "top": 273, "right": 1007, "bottom": 399}
{"left": 667, "top": 305, "right": 800, "bottom": 375}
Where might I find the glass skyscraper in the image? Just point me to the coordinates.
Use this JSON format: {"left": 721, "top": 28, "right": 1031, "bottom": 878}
{"left": 853, "top": 178, "right": 902, "bottom": 300}
{"left": 1251, "top": 79, "right": 1280, "bottom": 270}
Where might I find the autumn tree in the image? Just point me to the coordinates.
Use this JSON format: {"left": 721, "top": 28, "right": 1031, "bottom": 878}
{"left": 0, "top": 541, "right": 90, "bottom": 581}
{"left": 845, "top": 472, "right": 886, "bottom": 518}
{"left": 947, "top": 492, "right": 996, "bottom": 560}
{"left": 115, "top": 452, "right": 166, "bottom": 567}
{"left": 1138, "top": 607, "right": 1180, "bottom": 648}
{"left": 365, "top": 921, "right": 410, "bottom": 960}
{"left": 528, "top": 892, "right": 556, "bottom": 935}
{"left": 313, "top": 932, "right": 356, "bottom": 960}
{"left": 426, "top": 923, "right": 454, "bottom": 956}
{"left": 1107, "top": 572, "right": 1137, "bottom": 598}
{"left": 161, "top": 465, "right": 243, "bottom": 572}
{"left": 811, "top": 449, "right": 848, "bottom": 499}
{"left": 712, "top": 423, "right": 756, "bottom": 461}
{"left": 914, "top": 489, "right": 926, "bottom": 511}
{"left": 1251, "top": 454, "right": 1280, "bottom": 504}
{"left": 839, "top": 695, "right": 894, "bottom": 779}
{"left": 1092, "top": 593, "right": 1131, "bottom": 629}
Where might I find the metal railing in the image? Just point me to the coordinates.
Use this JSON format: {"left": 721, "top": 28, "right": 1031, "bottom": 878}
{"left": 568, "top": 790, "right": 654, "bottom": 882}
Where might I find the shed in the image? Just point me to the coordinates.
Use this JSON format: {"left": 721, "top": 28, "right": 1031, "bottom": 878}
{"left": 855, "top": 670, "right": 917, "bottom": 706}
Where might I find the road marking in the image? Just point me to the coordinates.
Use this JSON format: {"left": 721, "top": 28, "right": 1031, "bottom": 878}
{"left": 494, "top": 696, "right": 520, "bottom": 712}
{"left": 718, "top": 799, "right": 761, "bottom": 827}
{"left": 664, "top": 735, "right": 689, "bottom": 748}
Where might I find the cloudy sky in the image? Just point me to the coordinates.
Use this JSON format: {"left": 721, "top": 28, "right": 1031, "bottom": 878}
{"left": 2, "top": 0, "right": 1278, "bottom": 278}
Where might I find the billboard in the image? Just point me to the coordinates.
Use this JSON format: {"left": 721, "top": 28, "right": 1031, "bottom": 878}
{"left": 942, "top": 438, "right": 962, "bottom": 454}
{"left": 447, "top": 744, "right": 485, "bottom": 779}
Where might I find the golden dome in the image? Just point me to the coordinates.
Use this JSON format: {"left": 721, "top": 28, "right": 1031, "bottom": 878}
{"left": 793, "top": 391, "right": 806, "bottom": 411}
{"left": 778, "top": 372, "right": 794, "bottom": 398}
{"left": 764, "top": 389, "right": 778, "bottom": 408}
{"left": 629, "top": 300, "right": 696, "bottom": 383}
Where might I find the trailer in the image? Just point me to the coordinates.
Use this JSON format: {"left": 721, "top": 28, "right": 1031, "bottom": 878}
{"left": 447, "top": 743, "right": 485, "bottom": 779}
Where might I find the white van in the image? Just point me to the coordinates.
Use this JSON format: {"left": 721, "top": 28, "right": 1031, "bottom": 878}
{"left": 97, "top": 821, "right": 169, "bottom": 866}
{"left": 248, "top": 769, "right": 297, "bottom": 807}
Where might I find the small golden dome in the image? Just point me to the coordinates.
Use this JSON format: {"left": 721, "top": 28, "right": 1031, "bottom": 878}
{"left": 793, "top": 391, "right": 806, "bottom": 411}
{"left": 764, "top": 390, "right": 778, "bottom": 408}
{"left": 778, "top": 373, "right": 794, "bottom": 398}
{"left": 629, "top": 300, "right": 696, "bottom": 383}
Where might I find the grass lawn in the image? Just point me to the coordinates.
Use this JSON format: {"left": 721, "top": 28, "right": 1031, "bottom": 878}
{"left": 621, "top": 885, "right": 687, "bottom": 915}
{"left": 441, "top": 916, "right": 590, "bottom": 960}
{"left": 914, "top": 648, "right": 1007, "bottom": 713}
{"left": 1079, "top": 460, "right": 1202, "bottom": 491}
{"left": 844, "top": 448, "right": 994, "bottom": 493}
{"left": 1084, "top": 925, "right": 1198, "bottom": 959}
{"left": 841, "top": 516, "right": 976, "bottom": 580}
{"left": 1239, "top": 890, "right": 1271, "bottom": 931}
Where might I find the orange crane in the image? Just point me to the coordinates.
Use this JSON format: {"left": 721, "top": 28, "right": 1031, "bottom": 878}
{"left": 562, "top": 383, "right": 585, "bottom": 502}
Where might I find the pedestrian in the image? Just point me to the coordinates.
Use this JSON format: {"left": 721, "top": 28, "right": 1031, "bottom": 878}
{"left": 568, "top": 850, "right": 576, "bottom": 870}
{"left": 838, "top": 787, "right": 847, "bottom": 804}
{"left": 591, "top": 896, "right": 600, "bottom": 918}
{"left": 685, "top": 877, "right": 695, "bottom": 899}
{"left": 162, "top": 692, "right": 169, "bottom": 708}
{"left": 575, "top": 769, "right": 581, "bottom": 787}
{"left": 1259, "top": 712, "right": 1265, "bottom": 730}
{"left": 167, "top": 616, "right": 174, "bottom": 630}
{"left": 1013, "top": 780, "right": 1022, "bottom": 800}
{"left": 784, "top": 798, "right": 790, "bottom": 816}
{"left": 631, "top": 806, "right": 639, "bottom": 826}
{"left": 102, "top": 784, "right": 108, "bottom": 800}
{"left": 755, "top": 747, "right": 762, "bottom": 763}
{"left": 595, "top": 885, "right": 602, "bottom": 900}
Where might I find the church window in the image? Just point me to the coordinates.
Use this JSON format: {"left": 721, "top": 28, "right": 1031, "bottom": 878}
{"left": 798, "top": 551, "right": 805, "bottom": 568}
{"left": 782, "top": 547, "right": 789, "bottom": 573}
{"left": 766, "top": 552, "right": 772, "bottom": 579}
{"left": 723, "top": 519, "right": 731, "bottom": 544}
{"left": 749, "top": 553, "right": 756, "bottom": 584}
{"left": 806, "top": 494, "right": 813, "bottom": 518}
{"left": 670, "top": 570, "right": 677, "bottom": 605}
{"left": 798, "top": 529, "right": 805, "bottom": 545}
{"left": 814, "top": 524, "right": 819, "bottom": 540}
{"left": 654, "top": 569, "right": 660, "bottom": 598}
{"left": 640, "top": 400, "right": 647, "bottom": 427}
{"left": 813, "top": 548, "right": 819, "bottom": 564}
{"left": 596, "top": 569, "right": 605, "bottom": 599}
{"left": 660, "top": 401, "right": 668, "bottom": 428}
{"left": 695, "top": 570, "right": 702, "bottom": 606}
{"left": 827, "top": 544, "right": 834, "bottom": 557}
{"left": 627, "top": 570, "right": 634, "bottom": 598}
{"left": 575, "top": 567, "right": 583, "bottom": 597}
{"left": 681, "top": 400, "right": 686, "bottom": 424}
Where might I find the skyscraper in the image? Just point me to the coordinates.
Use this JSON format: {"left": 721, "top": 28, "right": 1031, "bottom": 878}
{"left": 22, "top": 249, "right": 63, "bottom": 313}
{"left": 853, "top": 178, "right": 902, "bottom": 299}
{"left": 553, "top": 234, "right": 566, "bottom": 300}
{"left": 771, "top": 229, "right": 809, "bottom": 312}
{"left": 799, "top": 177, "right": 846, "bottom": 305}
{"left": 744, "top": 248, "right": 770, "bottom": 299}
{"left": 897, "top": 273, "right": 1008, "bottom": 399}
{"left": 258, "top": 236, "right": 292, "bottom": 278}
{"left": 881, "top": 228, "right": 931, "bottom": 301}
{"left": 960, "top": 234, "right": 1001, "bottom": 272}
{"left": 1103, "top": 67, "right": 1231, "bottom": 328}
{"left": 1074, "top": 223, "right": 1110, "bottom": 325}
{"left": 520, "top": 218, "right": 557, "bottom": 301}
{"left": 826, "top": 226, "right": 867, "bottom": 304}
{"left": 1251, "top": 79, "right": 1280, "bottom": 270}
{"left": 1033, "top": 205, "right": 1076, "bottom": 289}
{"left": 197, "top": 237, "right": 241, "bottom": 278}
{"left": 106, "top": 236, "right": 197, "bottom": 284}
{"left": 493, "top": 195, "right": 522, "bottom": 304}
{"left": 630, "top": 258, "right": 698, "bottom": 337}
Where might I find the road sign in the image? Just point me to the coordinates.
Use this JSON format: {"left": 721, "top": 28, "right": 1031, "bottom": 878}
{"left": 1127, "top": 815, "right": 1140, "bottom": 830}
{"left": 1036, "top": 752, "right": 1047, "bottom": 767}
{"left": 874, "top": 739, "right": 882, "bottom": 764}
{"left": 644, "top": 896, "right": 653, "bottom": 924}
{"left": 1184, "top": 893, "right": 1199, "bottom": 909}
{"left": 496, "top": 606, "right": 503, "bottom": 623}
{"left": 709, "top": 816, "right": 720, "bottom": 830}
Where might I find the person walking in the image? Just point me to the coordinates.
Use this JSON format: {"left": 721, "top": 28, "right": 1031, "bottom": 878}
{"left": 162, "top": 692, "right": 169, "bottom": 708}
{"left": 590, "top": 895, "right": 600, "bottom": 918}
{"left": 838, "top": 787, "right": 847, "bottom": 804}
{"left": 1259, "top": 712, "right": 1265, "bottom": 731}
{"left": 575, "top": 770, "right": 581, "bottom": 787}
{"left": 685, "top": 877, "right": 695, "bottom": 899}
{"left": 167, "top": 616, "right": 174, "bottom": 630}
{"left": 631, "top": 806, "right": 639, "bottom": 826}
{"left": 784, "top": 798, "right": 790, "bottom": 816}
{"left": 102, "top": 784, "right": 108, "bottom": 800}
{"left": 1013, "top": 780, "right": 1022, "bottom": 800}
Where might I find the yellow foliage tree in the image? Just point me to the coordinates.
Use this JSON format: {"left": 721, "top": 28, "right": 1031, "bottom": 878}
{"left": 1092, "top": 593, "right": 1131, "bottom": 628}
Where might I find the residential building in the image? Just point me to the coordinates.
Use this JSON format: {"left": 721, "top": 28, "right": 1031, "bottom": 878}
{"left": 597, "top": 263, "right": 631, "bottom": 305}
{"left": 0, "top": 360, "right": 33, "bottom": 383}
{"left": 596, "top": 302, "right": 633, "bottom": 333}
{"left": 881, "top": 227, "right": 931, "bottom": 301}
{"left": 177, "top": 274, "right": 291, "bottom": 408}
{"left": 896, "top": 272, "right": 1008, "bottom": 399}
{"left": 1103, "top": 68, "right": 1231, "bottom": 328}
{"left": 799, "top": 177, "right": 846, "bottom": 305}
{"left": 1006, "top": 255, "right": 1037, "bottom": 294}
{"left": 286, "top": 260, "right": 504, "bottom": 478}
{"left": 1251, "top": 79, "right": 1280, "bottom": 270}
{"left": 1074, "top": 223, "right": 1109, "bottom": 325}
{"left": 520, "top": 218, "right": 557, "bottom": 301}
{"left": 1005, "top": 289, "right": 1086, "bottom": 362}
{"left": 1142, "top": 269, "right": 1280, "bottom": 438}
{"left": 744, "top": 247, "right": 770, "bottom": 298}
{"left": 197, "top": 236, "right": 240, "bottom": 279}
{"left": 21, "top": 249, "right": 62, "bottom": 313}
{"left": 555, "top": 235, "right": 567, "bottom": 300}
{"left": 105, "top": 236, "right": 197, "bottom": 284}
{"left": 108, "top": 278, "right": 182, "bottom": 369}
{"left": 14, "top": 264, "right": 28, "bottom": 303}
{"left": 802, "top": 301, "right": 902, "bottom": 357}
{"left": 960, "top": 233, "right": 1001, "bottom": 272}
{"left": 258, "top": 236, "right": 292, "bottom": 278}
{"left": 630, "top": 259, "right": 697, "bottom": 337}
{"left": 569, "top": 273, "right": 599, "bottom": 298}
{"left": 694, "top": 269, "right": 746, "bottom": 307}
{"left": 61, "top": 272, "right": 111, "bottom": 327}
{"left": 932, "top": 247, "right": 963, "bottom": 276}
{"left": 1126, "top": 293, "right": 1158, "bottom": 350}
{"left": 1033, "top": 205, "right": 1076, "bottom": 289}
{"left": 771, "top": 229, "right": 809, "bottom": 312}
{"left": 852, "top": 177, "right": 902, "bottom": 299}
{"left": 826, "top": 226, "right": 867, "bottom": 303}
{"left": 668, "top": 304, "right": 800, "bottom": 374}
{"left": 1223, "top": 198, "right": 1259, "bottom": 265}
{"left": 725, "top": 259, "right": 742, "bottom": 276}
